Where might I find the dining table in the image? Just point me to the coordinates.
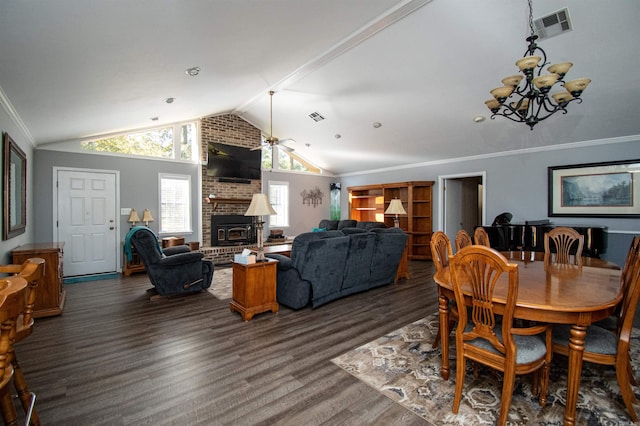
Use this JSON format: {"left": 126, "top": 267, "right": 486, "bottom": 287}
{"left": 433, "top": 250, "right": 622, "bottom": 426}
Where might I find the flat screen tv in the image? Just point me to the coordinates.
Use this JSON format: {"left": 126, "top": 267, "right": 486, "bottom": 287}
{"left": 207, "top": 142, "right": 261, "bottom": 181}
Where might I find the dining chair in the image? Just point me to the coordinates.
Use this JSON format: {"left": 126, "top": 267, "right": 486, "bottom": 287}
{"left": 543, "top": 227, "right": 584, "bottom": 266}
{"left": 595, "top": 236, "right": 640, "bottom": 332}
{"left": 429, "top": 231, "right": 457, "bottom": 348}
{"left": 473, "top": 227, "right": 491, "bottom": 247}
{"left": 0, "top": 257, "right": 45, "bottom": 426}
{"left": 449, "top": 245, "right": 552, "bottom": 426}
{"left": 0, "top": 276, "right": 29, "bottom": 426}
{"left": 454, "top": 229, "right": 473, "bottom": 251}
{"left": 551, "top": 241, "right": 640, "bottom": 422}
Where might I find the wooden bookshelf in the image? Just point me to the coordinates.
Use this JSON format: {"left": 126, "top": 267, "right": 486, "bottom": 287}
{"left": 348, "top": 181, "right": 434, "bottom": 260}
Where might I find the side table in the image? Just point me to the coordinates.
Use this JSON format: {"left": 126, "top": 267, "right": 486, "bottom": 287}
{"left": 230, "top": 258, "right": 279, "bottom": 321}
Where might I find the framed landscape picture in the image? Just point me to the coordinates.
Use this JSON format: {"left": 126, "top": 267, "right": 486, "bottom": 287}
{"left": 548, "top": 159, "right": 640, "bottom": 217}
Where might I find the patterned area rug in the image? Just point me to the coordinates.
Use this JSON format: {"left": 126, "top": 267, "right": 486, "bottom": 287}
{"left": 332, "top": 314, "right": 640, "bottom": 425}
{"left": 208, "top": 266, "right": 232, "bottom": 300}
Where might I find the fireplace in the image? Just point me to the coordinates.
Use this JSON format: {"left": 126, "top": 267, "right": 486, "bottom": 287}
{"left": 211, "top": 215, "right": 256, "bottom": 246}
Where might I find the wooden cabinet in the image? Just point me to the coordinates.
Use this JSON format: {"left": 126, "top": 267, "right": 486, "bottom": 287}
{"left": 229, "top": 259, "right": 279, "bottom": 321}
{"left": 348, "top": 181, "right": 434, "bottom": 260}
{"left": 12, "top": 242, "right": 66, "bottom": 318}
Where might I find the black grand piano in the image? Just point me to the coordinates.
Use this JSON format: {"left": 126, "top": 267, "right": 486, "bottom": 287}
{"left": 482, "top": 217, "right": 607, "bottom": 258}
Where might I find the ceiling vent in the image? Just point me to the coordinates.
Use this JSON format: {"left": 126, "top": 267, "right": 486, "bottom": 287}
{"left": 533, "top": 8, "right": 572, "bottom": 40}
{"left": 308, "top": 112, "right": 325, "bottom": 122}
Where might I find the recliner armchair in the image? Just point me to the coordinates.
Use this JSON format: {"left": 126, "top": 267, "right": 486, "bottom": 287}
{"left": 126, "top": 227, "right": 213, "bottom": 297}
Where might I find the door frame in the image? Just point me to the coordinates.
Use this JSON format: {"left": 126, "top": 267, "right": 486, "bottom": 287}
{"left": 53, "top": 166, "right": 121, "bottom": 273}
{"left": 437, "top": 171, "right": 486, "bottom": 235}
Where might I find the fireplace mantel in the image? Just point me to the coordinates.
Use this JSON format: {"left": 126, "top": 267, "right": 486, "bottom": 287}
{"left": 204, "top": 197, "right": 252, "bottom": 211}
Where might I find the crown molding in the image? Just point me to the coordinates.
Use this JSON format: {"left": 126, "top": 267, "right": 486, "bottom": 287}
{"left": 0, "top": 85, "right": 35, "bottom": 146}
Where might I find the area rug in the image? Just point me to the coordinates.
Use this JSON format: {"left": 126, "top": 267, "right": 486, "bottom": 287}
{"left": 208, "top": 266, "right": 232, "bottom": 300}
{"left": 331, "top": 314, "right": 640, "bottom": 425}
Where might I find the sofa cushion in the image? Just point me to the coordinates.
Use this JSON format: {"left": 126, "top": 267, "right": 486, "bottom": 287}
{"left": 356, "top": 221, "right": 386, "bottom": 230}
{"left": 342, "top": 231, "right": 376, "bottom": 293}
{"left": 318, "top": 219, "right": 339, "bottom": 230}
{"left": 338, "top": 220, "right": 357, "bottom": 230}
{"left": 369, "top": 227, "right": 408, "bottom": 287}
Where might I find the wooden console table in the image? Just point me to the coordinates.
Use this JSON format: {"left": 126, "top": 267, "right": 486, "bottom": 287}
{"left": 12, "top": 242, "right": 66, "bottom": 318}
{"left": 229, "top": 259, "right": 279, "bottom": 321}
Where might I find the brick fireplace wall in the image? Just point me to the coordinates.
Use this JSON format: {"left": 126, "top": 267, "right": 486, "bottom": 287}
{"left": 200, "top": 114, "right": 262, "bottom": 247}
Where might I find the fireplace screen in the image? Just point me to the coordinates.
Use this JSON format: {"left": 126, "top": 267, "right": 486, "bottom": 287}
{"left": 211, "top": 215, "right": 256, "bottom": 246}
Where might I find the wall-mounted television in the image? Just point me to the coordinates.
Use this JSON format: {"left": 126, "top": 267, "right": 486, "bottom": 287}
{"left": 207, "top": 142, "right": 261, "bottom": 181}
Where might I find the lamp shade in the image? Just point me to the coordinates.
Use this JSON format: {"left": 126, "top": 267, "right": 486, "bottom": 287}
{"left": 385, "top": 199, "right": 406, "bottom": 215}
{"left": 244, "top": 193, "right": 277, "bottom": 216}
{"left": 142, "top": 209, "right": 154, "bottom": 224}
{"left": 127, "top": 209, "right": 140, "bottom": 223}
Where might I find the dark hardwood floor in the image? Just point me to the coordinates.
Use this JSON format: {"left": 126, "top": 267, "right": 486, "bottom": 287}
{"left": 15, "top": 260, "right": 438, "bottom": 425}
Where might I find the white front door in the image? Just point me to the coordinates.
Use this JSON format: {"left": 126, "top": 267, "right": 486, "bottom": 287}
{"left": 57, "top": 169, "right": 118, "bottom": 277}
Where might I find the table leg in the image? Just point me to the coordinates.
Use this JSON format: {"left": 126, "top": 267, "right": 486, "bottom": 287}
{"left": 564, "top": 324, "right": 587, "bottom": 426}
{"left": 438, "top": 291, "right": 450, "bottom": 380}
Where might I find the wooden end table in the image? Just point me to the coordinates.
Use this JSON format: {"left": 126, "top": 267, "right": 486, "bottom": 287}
{"left": 229, "top": 258, "right": 279, "bottom": 321}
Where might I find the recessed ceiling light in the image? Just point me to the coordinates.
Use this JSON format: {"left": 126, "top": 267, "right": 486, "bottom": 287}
{"left": 373, "top": 122, "right": 382, "bottom": 128}
{"left": 474, "top": 116, "right": 486, "bottom": 123}
{"left": 185, "top": 66, "right": 201, "bottom": 76}
{"left": 334, "top": 134, "right": 341, "bottom": 139}
{"left": 164, "top": 97, "right": 175, "bottom": 104}
{"left": 150, "top": 117, "right": 159, "bottom": 121}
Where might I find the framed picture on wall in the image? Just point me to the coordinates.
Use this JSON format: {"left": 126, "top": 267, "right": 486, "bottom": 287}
{"left": 548, "top": 159, "right": 640, "bottom": 217}
{"left": 3, "top": 132, "right": 27, "bottom": 239}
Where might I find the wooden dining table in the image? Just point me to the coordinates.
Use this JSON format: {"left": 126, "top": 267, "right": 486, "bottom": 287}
{"left": 433, "top": 250, "right": 622, "bottom": 426}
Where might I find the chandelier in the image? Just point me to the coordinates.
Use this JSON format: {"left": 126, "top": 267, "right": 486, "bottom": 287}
{"left": 485, "top": 0, "right": 591, "bottom": 130}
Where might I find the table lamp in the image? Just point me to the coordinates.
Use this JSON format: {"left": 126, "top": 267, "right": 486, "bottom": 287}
{"left": 244, "top": 193, "right": 277, "bottom": 262}
{"left": 127, "top": 209, "right": 140, "bottom": 228}
{"left": 385, "top": 199, "right": 406, "bottom": 228}
{"left": 142, "top": 209, "right": 154, "bottom": 226}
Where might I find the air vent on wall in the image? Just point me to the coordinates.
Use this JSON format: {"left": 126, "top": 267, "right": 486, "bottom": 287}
{"left": 533, "top": 8, "right": 572, "bottom": 40}
{"left": 308, "top": 112, "right": 325, "bottom": 122}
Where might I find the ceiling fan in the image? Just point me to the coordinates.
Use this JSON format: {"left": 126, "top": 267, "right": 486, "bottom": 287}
{"left": 251, "top": 90, "right": 295, "bottom": 152}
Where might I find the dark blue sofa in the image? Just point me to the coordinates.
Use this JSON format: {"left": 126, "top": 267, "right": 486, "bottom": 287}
{"left": 267, "top": 227, "right": 407, "bottom": 309}
{"left": 318, "top": 219, "right": 387, "bottom": 231}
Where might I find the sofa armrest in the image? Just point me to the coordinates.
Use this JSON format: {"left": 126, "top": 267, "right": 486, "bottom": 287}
{"left": 163, "top": 245, "right": 191, "bottom": 256}
{"left": 157, "top": 252, "right": 204, "bottom": 266}
{"left": 266, "top": 253, "right": 292, "bottom": 270}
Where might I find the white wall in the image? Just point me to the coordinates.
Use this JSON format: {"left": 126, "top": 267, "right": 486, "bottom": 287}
{"left": 0, "top": 103, "right": 35, "bottom": 263}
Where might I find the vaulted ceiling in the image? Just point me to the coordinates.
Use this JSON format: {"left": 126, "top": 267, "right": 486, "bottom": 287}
{"left": 1, "top": 0, "right": 639, "bottom": 175}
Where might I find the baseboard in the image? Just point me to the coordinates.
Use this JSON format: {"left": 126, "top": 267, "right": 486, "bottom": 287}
{"left": 64, "top": 272, "right": 119, "bottom": 284}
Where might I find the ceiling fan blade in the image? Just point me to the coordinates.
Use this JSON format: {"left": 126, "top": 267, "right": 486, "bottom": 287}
{"left": 250, "top": 144, "right": 265, "bottom": 151}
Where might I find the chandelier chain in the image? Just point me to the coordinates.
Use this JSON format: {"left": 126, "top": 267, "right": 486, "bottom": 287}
{"left": 528, "top": 0, "right": 535, "bottom": 37}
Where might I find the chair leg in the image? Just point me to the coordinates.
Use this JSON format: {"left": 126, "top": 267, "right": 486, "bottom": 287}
{"left": 12, "top": 356, "right": 40, "bottom": 426}
{"left": 498, "top": 366, "right": 516, "bottom": 426}
{"left": 617, "top": 358, "right": 639, "bottom": 422}
{"left": 452, "top": 357, "right": 465, "bottom": 414}
{"left": 0, "top": 385, "right": 19, "bottom": 426}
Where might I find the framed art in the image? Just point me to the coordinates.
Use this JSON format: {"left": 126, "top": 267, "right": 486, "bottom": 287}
{"left": 548, "top": 159, "right": 640, "bottom": 217}
{"left": 3, "top": 132, "right": 27, "bottom": 239}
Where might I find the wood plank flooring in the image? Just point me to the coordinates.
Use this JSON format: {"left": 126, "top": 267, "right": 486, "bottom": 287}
{"left": 15, "top": 260, "right": 438, "bottom": 425}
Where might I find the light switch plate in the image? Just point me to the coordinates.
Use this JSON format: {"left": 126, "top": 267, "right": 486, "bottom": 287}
{"left": 121, "top": 207, "right": 132, "bottom": 216}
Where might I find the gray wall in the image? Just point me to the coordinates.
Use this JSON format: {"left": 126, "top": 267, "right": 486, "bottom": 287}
{"left": 339, "top": 139, "right": 640, "bottom": 267}
{"left": 33, "top": 150, "right": 201, "bottom": 248}
{"left": 263, "top": 170, "right": 335, "bottom": 238}
{"left": 0, "top": 108, "right": 35, "bottom": 264}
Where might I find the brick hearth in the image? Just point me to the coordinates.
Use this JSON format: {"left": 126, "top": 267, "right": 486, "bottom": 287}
{"left": 200, "top": 241, "right": 290, "bottom": 265}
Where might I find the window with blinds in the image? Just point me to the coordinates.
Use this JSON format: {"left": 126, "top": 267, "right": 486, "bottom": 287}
{"left": 268, "top": 181, "right": 289, "bottom": 227}
{"left": 159, "top": 173, "right": 192, "bottom": 233}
